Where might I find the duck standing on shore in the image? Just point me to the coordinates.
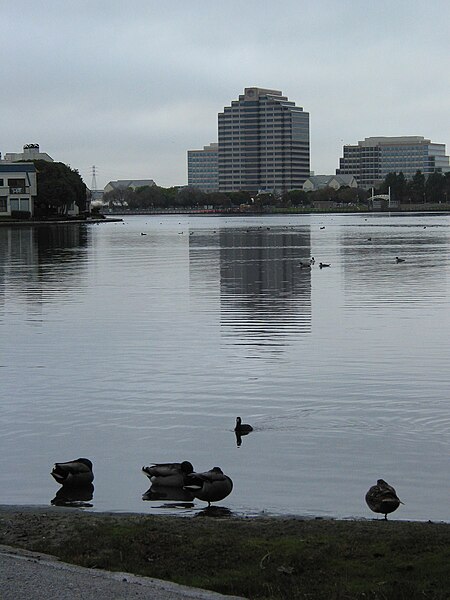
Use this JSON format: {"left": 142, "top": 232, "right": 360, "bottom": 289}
{"left": 184, "top": 467, "right": 233, "bottom": 506}
{"left": 365, "top": 479, "right": 402, "bottom": 520}
{"left": 51, "top": 458, "right": 94, "bottom": 487}
{"left": 142, "top": 461, "right": 194, "bottom": 488}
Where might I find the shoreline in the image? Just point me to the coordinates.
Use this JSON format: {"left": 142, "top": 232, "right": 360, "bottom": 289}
{"left": 1, "top": 505, "right": 449, "bottom": 599}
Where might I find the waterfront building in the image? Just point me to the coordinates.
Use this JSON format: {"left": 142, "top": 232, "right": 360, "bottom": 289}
{"left": 187, "top": 143, "right": 219, "bottom": 192}
{"left": 104, "top": 179, "right": 156, "bottom": 193}
{"left": 303, "top": 174, "right": 357, "bottom": 192}
{"left": 337, "top": 136, "right": 450, "bottom": 188}
{"left": 0, "top": 163, "right": 37, "bottom": 217}
{"left": 218, "top": 87, "right": 310, "bottom": 194}
{"left": 2, "top": 143, "right": 53, "bottom": 163}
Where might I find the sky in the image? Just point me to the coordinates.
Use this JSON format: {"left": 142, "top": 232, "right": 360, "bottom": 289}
{"left": 2, "top": 0, "right": 449, "bottom": 189}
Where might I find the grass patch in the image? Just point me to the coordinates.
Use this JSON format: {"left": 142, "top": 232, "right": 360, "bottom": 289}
{"left": 1, "top": 509, "right": 450, "bottom": 599}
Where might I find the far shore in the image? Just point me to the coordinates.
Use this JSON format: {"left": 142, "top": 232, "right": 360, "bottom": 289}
{"left": 1, "top": 505, "right": 449, "bottom": 599}
{"left": 2, "top": 203, "right": 450, "bottom": 227}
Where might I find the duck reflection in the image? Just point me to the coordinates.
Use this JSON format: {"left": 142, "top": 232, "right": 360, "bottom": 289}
{"left": 195, "top": 505, "right": 234, "bottom": 518}
{"left": 142, "top": 485, "right": 195, "bottom": 503}
{"left": 51, "top": 483, "right": 94, "bottom": 507}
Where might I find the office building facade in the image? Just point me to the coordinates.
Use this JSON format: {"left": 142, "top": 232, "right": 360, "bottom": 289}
{"left": 218, "top": 87, "right": 310, "bottom": 194}
{"left": 187, "top": 143, "right": 219, "bottom": 192}
{"left": 337, "top": 136, "right": 450, "bottom": 188}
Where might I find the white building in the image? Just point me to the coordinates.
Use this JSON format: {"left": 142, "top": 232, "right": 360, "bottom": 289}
{"left": 0, "top": 163, "right": 37, "bottom": 217}
{"left": 303, "top": 174, "right": 357, "bottom": 192}
{"left": 2, "top": 143, "right": 53, "bottom": 163}
{"left": 104, "top": 179, "right": 156, "bottom": 193}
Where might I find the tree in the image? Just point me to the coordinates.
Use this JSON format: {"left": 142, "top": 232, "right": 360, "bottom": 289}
{"left": 176, "top": 186, "right": 207, "bottom": 207}
{"left": 425, "top": 172, "right": 445, "bottom": 203}
{"left": 32, "top": 160, "right": 87, "bottom": 217}
{"left": 282, "top": 189, "right": 308, "bottom": 206}
{"left": 382, "top": 172, "right": 407, "bottom": 202}
{"left": 103, "top": 187, "right": 134, "bottom": 208}
{"left": 409, "top": 170, "right": 425, "bottom": 203}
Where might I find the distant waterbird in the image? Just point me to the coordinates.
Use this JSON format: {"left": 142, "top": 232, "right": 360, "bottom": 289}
{"left": 365, "top": 479, "right": 403, "bottom": 520}
{"left": 234, "top": 416, "right": 253, "bottom": 435}
{"left": 319, "top": 262, "right": 331, "bottom": 268}
{"left": 395, "top": 257, "right": 405, "bottom": 263}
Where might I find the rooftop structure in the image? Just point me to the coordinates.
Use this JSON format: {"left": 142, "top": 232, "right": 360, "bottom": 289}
{"left": 2, "top": 143, "right": 54, "bottom": 163}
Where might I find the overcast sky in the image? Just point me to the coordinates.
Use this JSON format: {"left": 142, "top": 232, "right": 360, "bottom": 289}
{"left": 2, "top": 0, "right": 449, "bottom": 189}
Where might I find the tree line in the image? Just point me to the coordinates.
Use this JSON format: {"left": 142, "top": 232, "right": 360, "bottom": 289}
{"left": 380, "top": 170, "right": 450, "bottom": 203}
{"left": 103, "top": 170, "right": 450, "bottom": 211}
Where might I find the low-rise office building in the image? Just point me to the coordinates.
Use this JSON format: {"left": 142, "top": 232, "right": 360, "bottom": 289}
{"left": 337, "top": 136, "right": 450, "bottom": 188}
{"left": 187, "top": 143, "right": 219, "bottom": 192}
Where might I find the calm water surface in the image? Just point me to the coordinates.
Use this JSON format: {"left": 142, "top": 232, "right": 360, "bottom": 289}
{"left": 1, "top": 213, "right": 450, "bottom": 520}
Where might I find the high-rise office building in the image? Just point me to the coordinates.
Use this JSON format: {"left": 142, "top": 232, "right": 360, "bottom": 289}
{"left": 187, "top": 143, "right": 219, "bottom": 192}
{"left": 337, "top": 136, "right": 450, "bottom": 188}
{"left": 218, "top": 87, "right": 310, "bottom": 194}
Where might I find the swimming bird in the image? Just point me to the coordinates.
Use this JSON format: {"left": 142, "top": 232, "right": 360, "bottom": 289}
{"left": 310, "top": 257, "right": 315, "bottom": 264}
{"left": 395, "top": 257, "right": 405, "bottom": 263}
{"left": 319, "top": 262, "right": 331, "bottom": 268}
{"left": 365, "top": 479, "right": 402, "bottom": 520}
{"left": 234, "top": 416, "right": 253, "bottom": 435}
{"left": 51, "top": 458, "right": 94, "bottom": 486}
{"left": 142, "top": 461, "right": 194, "bottom": 488}
{"left": 184, "top": 467, "right": 233, "bottom": 506}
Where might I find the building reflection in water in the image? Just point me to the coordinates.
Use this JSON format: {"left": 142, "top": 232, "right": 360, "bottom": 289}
{"left": 189, "top": 226, "right": 312, "bottom": 355}
{"left": 0, "top": 225, "right": 90, "bottom": 319}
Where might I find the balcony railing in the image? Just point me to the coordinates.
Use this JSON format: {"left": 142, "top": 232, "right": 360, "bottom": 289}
{"left": 9, "top": 187, "right": 29, "bottom": 194}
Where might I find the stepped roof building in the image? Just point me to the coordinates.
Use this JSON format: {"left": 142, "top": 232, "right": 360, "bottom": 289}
{"left": 218, "top": 87, "right": 310, "bottom": 195}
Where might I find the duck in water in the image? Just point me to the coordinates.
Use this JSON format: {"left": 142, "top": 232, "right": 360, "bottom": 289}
{"left": 51, "top": 458, "right": 94, "bottom": 487}
{"left": 142, "top": 461, "right": 194, "bottom": 488}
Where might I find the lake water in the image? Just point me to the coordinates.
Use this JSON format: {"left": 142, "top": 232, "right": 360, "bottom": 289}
{"left": 1, "top": 213, "right": 450, "bottom": 521}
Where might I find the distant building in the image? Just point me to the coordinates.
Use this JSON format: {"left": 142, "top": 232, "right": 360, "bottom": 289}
{"left": 187, "top": 143, "right": 219, "bottom": 192}
{"left": 303, "top": 174, "right": 357, "bottom": 192}
{"left": 218, "top": 87, "right": 310, "bottom": 194}
{"left": 337, "top": 136, "right": 450, "bottom": 188}
{"left": 2, "top": 143, "right": 53, "bottom": 163}
{"left": 0, "top": 163, "right": 37, "bottom": 217}
{"left": 104, "top": 179, "right": 156, "bottom": 193}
